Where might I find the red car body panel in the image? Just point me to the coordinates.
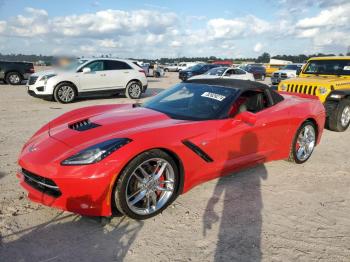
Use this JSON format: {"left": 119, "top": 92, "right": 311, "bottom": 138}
{"left": 17, "top": 93, "right": 325, "bottom": 216}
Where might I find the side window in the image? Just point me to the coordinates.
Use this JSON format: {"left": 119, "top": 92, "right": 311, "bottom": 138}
{"left": 225, "top": 69, "right": 235, "bottom": 76}
{"left": 82, "top": 61, "right": 104, "bottom": 72}
{"left": 230, "top": 90, "right": 271, "bottom": 117}
{"left": 234, "top": 69, "right": 246, "bottom": 75}
{"left": 104, "top": 60, "right": 132, "bottom": 70}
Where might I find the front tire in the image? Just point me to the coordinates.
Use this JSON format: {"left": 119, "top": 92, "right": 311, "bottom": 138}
{"left": 6, "top": 72, "right": 22, "bottom": 85}
{"left": 125, "top": 81, "right": 142, "bottom": 99}
{"left": 288, "top": 121, "right": 316, "bottom": 164}
{"left": 114, "top": 149, "right": 179, "bottom": 220}
{"left": 326, "top": 99, "right": 350, "bottom": 132}
{"left": 53, "top": 83, "right": 77, "bottom": 103}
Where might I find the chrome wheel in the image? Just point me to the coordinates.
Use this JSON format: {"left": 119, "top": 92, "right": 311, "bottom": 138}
{"left": 124, "top": 158, "right": 175, "bottom": 215}
{"left": 128, "top": 83, "right": 141, "bottom": 98}
{"left": 8, "top": 74, "right": 20, "bottom": 84}
{"left": 340, "top": 106, "right": 350, "bottom": 127}
{"left": 296, "top": 124, "right": 316, "bottom": 161}
{"left": 57, "top": 85, "right": 75, "bottom": 102}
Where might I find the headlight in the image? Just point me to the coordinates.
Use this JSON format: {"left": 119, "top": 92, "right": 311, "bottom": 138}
{"left": 280, "top": 83, "right": 288, "bottom": 91}
{"left": 319, "top": 86, "right": 328, "bottom": 95}
{"left": 61, "top": 138, "right": 132, "bottom": 165}
{"left": 40, "top": 74, "right": 57, "bottom": 81}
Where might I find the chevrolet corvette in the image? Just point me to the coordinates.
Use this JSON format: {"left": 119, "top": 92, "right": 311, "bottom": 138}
{"left": 17, "top": 79, "right": 325, "bottom": 220}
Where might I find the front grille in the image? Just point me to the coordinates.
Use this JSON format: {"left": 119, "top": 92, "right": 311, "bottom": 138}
{"left": 69, "top": 119, "right": 100, "bottom": 131}
{"left": 28, "top": 76, "right": 38, "bottom": 85}
{"left": 286, "top": 84, "right": 318, "bottom": 95}
{"left": 22, "top": 169, "right": 61, "bottom": 197}
{"left": 273, "top": 73, "right": 279, "bottom": 78}
{"left": 281, "top": 73, "right": 287, "bottom": 78}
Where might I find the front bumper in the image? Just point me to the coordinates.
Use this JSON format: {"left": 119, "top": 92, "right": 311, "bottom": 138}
{"left": 27, "top": 90, "right": 53, "bottom": 100}
{"left": 17, "top": 135, "right": 121, "bottom": 216}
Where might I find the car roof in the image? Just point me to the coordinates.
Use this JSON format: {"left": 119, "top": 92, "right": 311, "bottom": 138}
{"left": 79, "top": 58, "right": 134, "bottom": 63}
{"left": 308, "top": 56, "right": 350, "bottom": 61}
{"left": 185, "top": 78, "right": 269, "bottom": 91}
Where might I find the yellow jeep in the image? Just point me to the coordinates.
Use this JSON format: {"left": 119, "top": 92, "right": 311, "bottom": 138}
{"left": 278, "top": 56, "right": 350, "bottom": 132}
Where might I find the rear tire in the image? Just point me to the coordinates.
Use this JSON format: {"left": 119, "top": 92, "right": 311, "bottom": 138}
{"left": 288, "top": 121, "right": 317, "bottom": 164}
{"left": 125, "top": 81, "right": 142, "bottom": 99}
{"left": 326, "top": 99, "right": 350, "bottom": 132}
{"left": 113, "top": 149, "right": 179, "bottom": 220}
{"left": 6, "top": 72, "right": 22, "bottom": 85}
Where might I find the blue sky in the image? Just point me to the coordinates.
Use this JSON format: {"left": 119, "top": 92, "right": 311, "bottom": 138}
{"left": 0, "top": 0, "right": 349, "bottom": 58}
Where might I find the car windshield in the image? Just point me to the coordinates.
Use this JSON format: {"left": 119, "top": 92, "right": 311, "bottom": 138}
{"left": 205, "top": 67, "right": 227, "bottom": 76}
{"left": 189, "top": 64, "right": 204, "bottom": 71}
{"left": 303, "top": 60, "right": 350, "bottom": 75}
{"left": 143, "top": 83, "right": 238, "bottom": 120}
{"left": 282, "top": 65, "right": 298, "bottom": 70}
{"left": 62, "top": 60, "right": 87, "bottom": 71}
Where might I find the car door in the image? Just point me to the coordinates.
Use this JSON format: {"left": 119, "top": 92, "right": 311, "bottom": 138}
{"left": 78, "top": 60, "right": 110, "bottom": 91}
{"left": 103, "top": 60, "right": 132, "bottom": 89}
{"left": 216, "top": 117, "right": 263, "bottom": 175}
{"left": 238, "top": 89, "right": 290, "bottom": 158}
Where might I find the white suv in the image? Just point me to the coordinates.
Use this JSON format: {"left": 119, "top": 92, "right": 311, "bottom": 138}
{"left": 27, "top": 58, "right": 148, "bottom": 103}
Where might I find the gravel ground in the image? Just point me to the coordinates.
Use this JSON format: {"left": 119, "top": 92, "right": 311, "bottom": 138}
{"left": 0, "top": 71, "right": 349, "bottom": 262}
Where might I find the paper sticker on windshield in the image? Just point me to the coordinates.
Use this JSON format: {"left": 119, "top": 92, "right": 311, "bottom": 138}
{"left": 344, "top": 66, "right": 350, "bottom": 71}
{"left": 201, "top": 92, "right": 226, "bottom": 101}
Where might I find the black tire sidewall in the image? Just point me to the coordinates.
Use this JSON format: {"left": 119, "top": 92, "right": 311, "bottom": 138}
{"left": 114, "top": 149, "right": 179, "bottom": 220}
{"left": 328, "top": 99, "right": 350, "bottom": 132}
{"left": 53, "top": 83, "right": 76, "bottom": 103}
{"left": 125, "top": 81, "right": 142, "bottom": 99}
{"left": 291, "top": 121, "right": 316, "bottom": 164}
{"left": 6, "top": 72, "right": 22, "bottom": 85}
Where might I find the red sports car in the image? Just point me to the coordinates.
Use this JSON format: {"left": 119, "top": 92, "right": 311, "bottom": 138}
{"left": 17, "top": 79, "right": 325, "bottom": 220}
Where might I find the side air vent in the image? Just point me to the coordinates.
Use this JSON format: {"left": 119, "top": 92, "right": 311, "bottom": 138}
{"left": 182, "top": 140, "right": 213, "bottom": 163}
{"left": 69, "top": 119, "right": 100, "bottom": 131}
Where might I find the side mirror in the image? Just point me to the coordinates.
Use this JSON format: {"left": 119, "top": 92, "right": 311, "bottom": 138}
{"left": 235, "top": 111, "right": 257, "bottom": 126}
{"left": 296, "top": 68, "right": 301, "bottom": 76}
{"left": 82, "top": 67, "right": 91, "bottom": 74}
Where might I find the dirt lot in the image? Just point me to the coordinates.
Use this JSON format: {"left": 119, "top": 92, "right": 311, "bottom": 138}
{"left": 0, "top": 71, "right": 350, "bottom": 262}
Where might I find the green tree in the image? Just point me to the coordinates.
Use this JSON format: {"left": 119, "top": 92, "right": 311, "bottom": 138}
{"left": 256, "top": 52, "right": 270, "bottom": 63}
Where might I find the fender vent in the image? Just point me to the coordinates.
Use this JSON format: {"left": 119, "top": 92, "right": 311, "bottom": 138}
{"left": 182, "top": 140, "right": 213, "bottom": 163}
{"left": 69, "top": 119, "right": 100, "bottom": 131}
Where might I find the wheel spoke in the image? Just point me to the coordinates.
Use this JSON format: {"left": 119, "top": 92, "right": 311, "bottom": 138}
{"left": 156, "top": 186, "right": 172, "bottom": 192}
{"left": 153, "top": 162, "right": 167, "bottom": 181}
{"left": 139, "top": 166, "right": 151, "bottom": 179}
{"left": 159, "top": 180, "right": 174, "bottom": 185}
{"left": 129, "top": 190, "right": 146, "bottom": 206}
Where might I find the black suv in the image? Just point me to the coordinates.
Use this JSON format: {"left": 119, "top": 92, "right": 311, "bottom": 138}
{"left": 0, "top": 61, "right": 35, "bottom": 85}
{"left": 179, "top": 64, "right": 221, "bottom": 81}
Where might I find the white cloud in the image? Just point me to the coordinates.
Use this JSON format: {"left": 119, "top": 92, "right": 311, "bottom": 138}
{"left": 0, "top": 4, "right": 349, "bottom": 58}
{"left": 254, "top": 43, "right": 263, "bottom": 52}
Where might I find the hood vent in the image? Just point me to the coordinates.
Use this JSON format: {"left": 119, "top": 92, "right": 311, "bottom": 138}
{"left": 69, "top": 119, "right": 100, "bottom": 131}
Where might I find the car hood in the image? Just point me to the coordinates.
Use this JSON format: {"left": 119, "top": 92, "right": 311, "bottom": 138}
{"left": 48, "top": 104, "right": 186, "bottom": 149}
{"left": 30, "top": 69, "right": 57, "bottom": 78}
{"left": 31, "top": 69, "right": 75, "bottom": 78}
{"left": 282, "top": 75, "right": 348, "bottom": 84}
{"left": 189, "top": 75, "right": 220, "bottom": 80}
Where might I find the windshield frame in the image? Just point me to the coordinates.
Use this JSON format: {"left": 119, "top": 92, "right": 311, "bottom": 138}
{"left": 142, "top": 83, "right": 240, "bottom": 121}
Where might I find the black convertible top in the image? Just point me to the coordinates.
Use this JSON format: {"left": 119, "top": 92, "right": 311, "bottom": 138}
{"left": 185, "top": 78, "right": 269, "bottom": 90}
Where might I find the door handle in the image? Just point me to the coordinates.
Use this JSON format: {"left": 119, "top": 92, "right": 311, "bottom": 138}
{"left": 124, "top": 72, "right": 130, "bottom": 74}
{"left": 100, "top": 74, "right": 106, "bottom": 76}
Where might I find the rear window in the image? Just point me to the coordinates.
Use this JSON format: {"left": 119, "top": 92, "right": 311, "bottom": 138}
{"left": 104, "top": 60, "right": 132, "bottom": 70}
